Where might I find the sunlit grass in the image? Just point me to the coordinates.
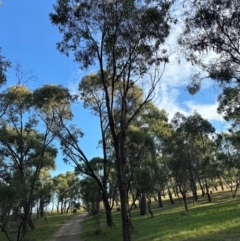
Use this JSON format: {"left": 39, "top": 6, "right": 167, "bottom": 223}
{"left": 0, "top": 211, "right": 78, "bottom": 241}
{"left": 81, "top": 190, "right": 240, "bottom": 241}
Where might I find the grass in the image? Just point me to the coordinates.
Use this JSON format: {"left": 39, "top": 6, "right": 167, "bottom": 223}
{"left": 0, "top": 211, "right": 78, "bottom": 241}
{"left": 81, "top": 190, "right": 240, "bottom": 241}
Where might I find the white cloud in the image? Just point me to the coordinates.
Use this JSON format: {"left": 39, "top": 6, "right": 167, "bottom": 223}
{"left": 153, "top": 14, "right": 223, "bottom": 124}
{"left": 184, "top": 100, "right": 223, "bottom": 121}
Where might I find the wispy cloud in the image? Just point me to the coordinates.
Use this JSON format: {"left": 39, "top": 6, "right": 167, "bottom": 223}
{"left": 153, "top": 16, "right": 222, "bottom": 124}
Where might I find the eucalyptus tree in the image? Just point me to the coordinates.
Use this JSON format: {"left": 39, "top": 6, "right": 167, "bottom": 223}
{"left": 124, "top": 125, "right": 156, "bottom": 216}
{"left": 168, "top": 112, "right": 215, "bottom": 209}
{"left": 182, "top": 112, "right": 215, "bottom": 202}
{"left": 141, "top": 103, "right": 171, "bottom": 206}
{"left": 166, "top": 114, "right": 191, "bottom": 211}
{"left": 126, "top": 102, "right": 170, "bottom": 209}
{"left": 47, "top": 101, "right": 116, "bottom": 226}
{"left": 0, "top": 85, "right": 69, "bottom": 240}
{"left": 50, "top": 0, "right": 174, "bottom": 239}
{"left": 216, "top": 132, "right": 240, "bottom": 197}
{"left": 65, "top": 171, "right": 81, "bottom": 213}
{"left": 218, "top": 86, "right": 240, "bottom": 129}
{"left": 52, "top": 172, "right": 81, "bottom": 213}
{"left": 217, "top": 85, "right": 240, "bottom": 196}
{"left": 78, "top": 73, "right": 117, "bottom": 227}
{"left": 179, "top": 0, "right": 240, "bottom": 93}
{"left": 0, "top": 163, "right": 19, "bottom": 238}
{"left": 79, "top": 176, "right": 102, "bottom": 216}
{"left": 35, "top": 168, "right": 54, "bottom": 218}
{"left": 53, "top": 174, "right": 68, "bottom": 213}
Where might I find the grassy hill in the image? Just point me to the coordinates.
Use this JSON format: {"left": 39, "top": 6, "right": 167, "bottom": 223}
{"left": 81, "top": 190, "right": 240, "bottom": 241}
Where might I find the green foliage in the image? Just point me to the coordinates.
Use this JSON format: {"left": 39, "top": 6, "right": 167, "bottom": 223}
{"left": 179, "top": 0, "right": 240, "bottom": 90}
{"left": 52, "top": 172, "right": 81, "bottom": 213}
{"left": 33, "top": 85, "right": 73, "bottom": 119}
{"left": 0, "top": 48, "right": 11, "bottom": 87}
{"left": 80, "top": 177, "right": 102, "bottom": 216}
{"left": 0, "top": 84, "right": 63, "bottom": 240}
{"left": 218, "top": 86, "right": 240, "bottom": 125}
{"left": 50, "top": 0, "right": 174, "bottom": 71}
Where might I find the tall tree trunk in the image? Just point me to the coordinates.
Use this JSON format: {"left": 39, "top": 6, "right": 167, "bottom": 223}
{"left": 147, "top": 200, "right": 153, "bottom": 217}
{"left": 102, "top": 190, "right": 114, "bottom": 227}
{"left": 40, "top": 198, "right": 44, "bottom": 218}
{"left": 189, "top": 165, "right": 198, "bottom": 203}
{"left": 118, "top": 178, "right": 131, "bottom": 241}
{"left": 232, "top": 180, "right": 239, "bottom": 198}
{"left": 22, "top": 203, "right": 35, "bottom": 238}
{"left": 219, "top": 177, "right": 224, "bottom": 191}
{"left": 157, "top": 189, "right": 163, "bottom": 208}
{"left": 205, "top": 174, "right": 211, "bottom": 202}
{"left": 116, "top": 145, "right": 132, "bottom": 241}
{"left": 139, "top": 193, "right": 147, "bottom": 215}
{"left": 175, "top": 185, "right": 182, "bottom": 204}
{"left": 162, "top": 190, "right": 165, "bottom": 198}
{"left": 182, "top": 192, "right": 188, "bottom": 213}
{"left": 168, "top": 188, "right": 174, "bottom": 204}
{"left": 197, "top": 172, "right": 205, "bottom": 196}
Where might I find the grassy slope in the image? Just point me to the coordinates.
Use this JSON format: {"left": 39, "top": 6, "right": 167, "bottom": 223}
{"left": 81, "top": 190, "right": 240, "bottom": 241}
{"left": 0, "top": 212, "right": 77, "bottom": 241}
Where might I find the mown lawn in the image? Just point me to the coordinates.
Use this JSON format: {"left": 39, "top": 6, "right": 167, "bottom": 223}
{"left": 81, "top": 190, "right": 240, "bottom": 241}
{"left": 0, "top": 211, "right": 77, "bottom": 241}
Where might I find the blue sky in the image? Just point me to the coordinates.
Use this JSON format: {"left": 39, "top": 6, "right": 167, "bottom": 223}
{"left": 0, "top": 0, "right": 228, "bottom": 176}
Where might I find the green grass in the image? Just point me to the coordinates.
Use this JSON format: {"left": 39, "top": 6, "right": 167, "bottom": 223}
{"left": 0, "top": 211, "right": 78, "bottom": 241}
{"left": 81, "top": 190, "right": 240, "bottom": 241}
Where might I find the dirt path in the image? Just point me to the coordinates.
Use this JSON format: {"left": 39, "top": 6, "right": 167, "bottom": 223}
{"left": 48, "top": 213, "right": 87, "bottom": 241}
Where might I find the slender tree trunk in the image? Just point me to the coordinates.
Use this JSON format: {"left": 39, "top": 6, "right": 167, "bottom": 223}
{"left": 162, "top": 189, "right": 166, "bottom": 198}
{"left": 182, "top": 192, "right": 188, "bottom": 213}
{"left": 205, "top": 174, "right": 211, "bottom": 202}
{"left": 157, "top": 189, "right": 163, "bottom": 208}
{"left": 139, "top": 193, "right": 147, "bottom": 215}
{"left": 189, "top": 166, "right": 198, "bottom": 203}
{"left": 102, "top": 190, "right": 114, "bottom": 227}
{"left": 116, "top": 145, "right": 132, "bottom": 241}
{"left": 103, "top": 69, "right": 132, "bottom": 241}
{"left": 147, "top": 200, "right": 153, "bottom": 217}
{"left": 175, "top": 185, "right": 182, "bottom": 204}
{"left": 175, "top": 184, "right": 179, "bottom": 197}
{"left": 172, "top": 187, "right": 177, "bottom": 197}
{"left": 197, "top": 172, "right": 205, "bottom": 197}
{"left": 118, "top": 179, "right": 131, "bottom": 241}
{"left": 168, "top": 188, "right": 174, "bottom": 204}
{"left": 232, "top": 180, "right": 239, "bottom": 198}
{"left": 51, "top": 202, "right": 54, "bottom": 213}
{"left": 22, "top": 203, "right": 34, "bottom": 237}
{"left": 66, "top": 206, "right": 70, "bottom": 214}
{"left": 153, "top": 193, "right": 158, "bottom": 201}
{"left": 219, "top": 177, "right": 224, "bottom": 191}
{"left": 40, "top": 198, "right": 44, "bottom": 218}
